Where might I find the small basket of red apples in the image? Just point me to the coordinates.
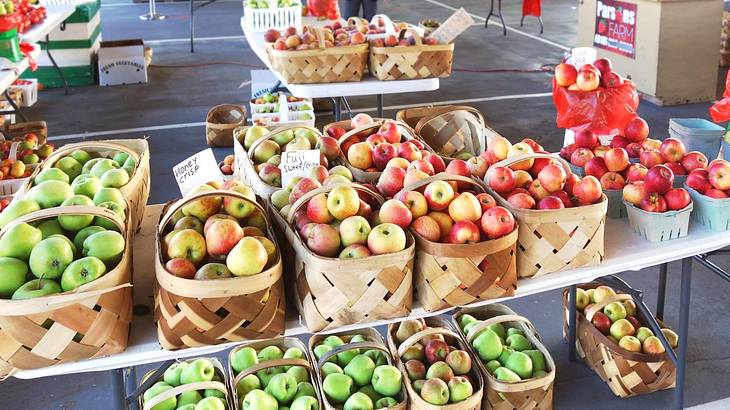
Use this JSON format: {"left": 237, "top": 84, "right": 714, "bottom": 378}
{"left": 368, "top": 28, "right": 454, "bottom": 81}
{"left": 390, "top": 173, "right": 518, "bottom": 312}
{"left": 684, "top": 158, "right": 730, "bottom": 231}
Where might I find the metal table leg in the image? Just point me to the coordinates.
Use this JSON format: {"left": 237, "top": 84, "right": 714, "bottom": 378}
{"left": 331, "top": 97, "right": 341, "bottom": 121}
{"left": 190, "top": 0, "right": 195, "bottom": 53}
{"left": 485, "top": 0, "right": 507, "bottom": 36}
{"left": 3, "top": 90, "right": 27, "bottom": 122}
{"left": 41, "top": 34, "right": 68, "bottom": 96}
{"left": 656, "top": 263, "right": 668, "bottom": 320}
{"left": 568, "top": 284, "right": 577, "bottom": 361}
{"left": 140, "top": 0, "right": 166, "bottom": 21}
{"left": 674, "top": 257, "right": 693, "bottom": 410}
{"left": 376, "top": 94, "right": 384, "bottom": 118}
{"left": 112, "top": 368, "right": 129, "bottom": 410}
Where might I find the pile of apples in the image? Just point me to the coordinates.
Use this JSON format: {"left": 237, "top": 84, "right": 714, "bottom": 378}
{"left": 242, "top": 124, "right": 340, "bottom": 188}
{"left": 312, "top": 334, "right": 404, "bottom": 409}
{"left": 230, "top": 344, "right": 319, "bottom": 410}
{"left": 686, "top": 159, "right": 730, "bottom": 198}
{"left": 370, "top": 33, "right": 440, "bottom": 47}
{"left": 218, "top": 155, "right": 235, "bottom": 176}
{"left": 265, "top": 25, "right": 366, "bottom": 50}
{"left": 346, "top": 16, "right": 407, "bottom": 37}
{"left": 161, "top": 181, "right": 279, "bottom": 281}
{"left": 576, "top": 285, "right": 679, "bottom": 354}
{"left": 292, "top": 184, "right": 409, "bottom": 258}
{"left": 144, "top": 358, "right": 228, "bottom": 410}
{"left": 457, "top": 314, "right": 548, "bottom": 383}
{"left": 622, "top": 164, "right": 691, "bottom": 212}
{"left": 0, "top": 133, "right": 54, "bottom": 180}
{"left": 269, "top": 165, "right": 355, "bottom": 217}
{"left": 251, "top": 92, "right": 279, "bottom": 105}
{"left": 554, "top": 57, "right": 625, "bottom": 92}
{"left": 391, "top": 177, "right": 515, "bottom": 245}
{"left": 560, "top": 117, "right": 652, "bottom": 165}
{"left": 392, "top": 320, "right": 478, "bottom": 405}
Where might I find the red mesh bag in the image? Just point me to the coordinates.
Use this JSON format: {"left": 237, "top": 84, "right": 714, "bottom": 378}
{"left": 710, "top": 70, "right": 730, "bottom": 123}
{"left": 307, "top": 0, "right": 340, "bottom": 19}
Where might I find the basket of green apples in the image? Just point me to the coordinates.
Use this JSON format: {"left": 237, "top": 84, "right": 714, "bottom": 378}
{"left": 0, "top": 203, "right": 132, "bottom": 378}
{"left": 23, "top": 139, "right": 150, "bottom": 231}
{"left": 228, "top": 337, "right": 322, "bottom": 410}
{"left": 453, "top": 304, "right": 555, "bottom": 410}
{"left": 140, "top": 357, "right": 231, "bottom": 410}
{"left": 387, "top": 317, "right": 483, "bottom": 410}
{"left": 309, "top": 328, "right": 407, "bottom": 410}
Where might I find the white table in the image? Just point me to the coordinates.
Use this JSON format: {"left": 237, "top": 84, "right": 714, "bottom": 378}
{"left": 0, "top": 46, "right": 41, "bottom": 121}
{"left": 241, "top": 17, "right": 440, "bottom": 119}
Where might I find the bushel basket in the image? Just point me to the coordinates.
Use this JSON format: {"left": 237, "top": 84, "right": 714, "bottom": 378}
{"left": 369, "top": 28, "right": 454, "bottom": 81}
{"left": 206, "top": 104, "right": 246, "bottom": 147}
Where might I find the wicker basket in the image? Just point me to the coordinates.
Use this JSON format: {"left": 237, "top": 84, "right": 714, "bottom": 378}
{"left": 487, "top": 153, "right": 607, "bottom": 278}
{"left": 686, "top": 185, "right": 730, "bottom": 231}
{"left": 2, "top": 121, "right": 47, "bottom": 144}
{"left": 624, "top": 200, "right": 692, "bottom": 242}
{"left": 24, "top": 139, "right": 151, "bottom": 232}
{"left": 386, "top": 316, "right": 484, "bottom": 410}
{"left": 395, "top": 174, "right": 517, "bottom": 312}
{"left": 153, "top": 190, "right": 285, "bottom": 350}
{"left": 267, "top": 27, "right": 368, "bottom": 84}
{"left": 453, "top": 305, "right": 555, "bottom": 410}
{"left": 308, "top": 328, "right": 407, "bottom": 410}
{"left": 278, "top": 183, "right": 414, "bottom": 332}
{"left": 561, "top": 285, "right": 676, "bottom": 398}
{"left": 369, "top": 28, "right": 454, "bottom": 81}
{"left": 0, "top": 205, "right": 132, "bottom": 379}
{"left": 228, "top": 337, "right": 322, "bottom": 410}
{"left": 206, "top": 104, "right": 247, "bottom": 147}
{"left": 139, "top": 357, "right": 232, "bottom": 410}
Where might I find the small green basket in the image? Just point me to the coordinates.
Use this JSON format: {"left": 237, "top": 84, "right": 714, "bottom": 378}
{"left": 624, "top": 200, "right": 692, "bottom": 242}
{"left": 605, "top": 189, "right": 627, "bottom": 218}
{"left": 0, "top": 28, "right": 21, "bottom": 63}
{"left": 685, "top": 185, "right": 730, "bottom": 231}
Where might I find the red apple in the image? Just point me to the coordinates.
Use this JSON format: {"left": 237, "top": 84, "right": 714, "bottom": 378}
{"left": 593, "top": 145, "right": 610, "bottom": 158}
{"left": 424, "top": 180, "right": 455, "bottom": 211}
{"left": 600, "top": 172, "right": 626, "bottom": 190}
{"left": 445, "top": 160, "right": 472, "bottom": 190}
{"left": 585, "top": 157, "right": 609, "bottom": 179}
{"left": 448, "top": 220, "right": 481, "bottom": 244}
{"left": 560, "top": 143, "right": 578, "bottom": 161}
{"left": 348, "top": 141, "right": 374, "bottom": 170}
{"left": 538, "top": 196, "right": 565, "bottom": 209}
{"left": 625, "top": 142, "right": 644, "bottom": 158}
{"left": 623, "top": 181, "right": 648, "bottom": 205}
{"left": 366, "top": 134, "right": 387, "bottom": 147}
{"left": 610, "top": 135, "right": 629, "bottom": 149}
{"left": 379, "top": 199, "right": 413, "bottom": 229}
{"left": 625, "top": 163, "right": 648, "bottom": 183}
{"left": 601, "top": 71, "right": 623, "bottom": 88}
{"left": 575, "top": 129, "right": 599, "bottom": 150}
{"left": 573, "top": 176, "right": 603, "bottom": 205}
{"left": 664, "top": 188, "right": 691, "bottom": 210}
{"left": 665, "top": 162, "right": 686, "bottom": 176}
{"left": 397, "top": 141, "right": 422, "bottom": 161}
{"left": 604, "top": 148, "right": 630, "bottom": 172}
{"left": 507, "top": 192, "right": 536, "bottom": 209}
{"left": 166, "top": 258, "right": 197, "bottom": 279}
{"left": 706, "top": 189, "right": 729, "bottom": 199}
{"left": 555, "top": 63, "right": 578, "bottom": 87}
{"left": 576, "top": 67, "right": 600, "bottom": 91}
{"left": 681, "top": 151, "right": 708, "bottom": 173}
{"left": 640, "top": 149, "right": 663, "bottom": 169}
{"left": 317, "top": 136, "right": 340, "bottom": 161}
{"left": 378, "top": 121, "right": 402, "bottom": 144}
{"left": 424, "top": 339, "right": 450, "bottom": 364}
{"left": 537, "top": 163, "right": 567, "bottom": 193}
{"left": 686, "top": 169, "right": 711, "bottom": 193}
{"left": 570, "top": 148, "right": 595, "bottom": 167}
{"left": 593, "top": 58, "right": 612, "bottom": 76}
{"left": 639, "top": 192, "right": 668, "bottom": 213}
{"left": 592, "top": 311, "right": 612, "bottom": 335}
{"left": 521, "top": 138, "right": 543, "bottom": 152}
{"left": 624, "top": 117, "right": 649, "bottom": 142}
{"left": 372, "top": 143, "right": 397, "bottom": 171}
{"left": 659, "top": 138, "right": 686, "bottom": 163}
{"left": 514, "top": 170, "right": 533, "bottom": 188}
{"left": 403, "top": 169, "right": 429, "bottom": 191}
{"left": 564, "top": 173, "right": 580, "bottom": 196}
{"left": 289, "top": 177, "right": 322, "bottom": 204}
{"left": 708, "top": 160, "right": 730, "bottom": 190}
{"left": 412, "top": 215, "right": 441, "bottom": 242}
{"left": 644, "top": 165, "right": 674, "bottom": 194}
{"left": 408, "top": 159, "right": 435, "bottom": 176}
{"left": 467, "top": 156, "right": 489, "bottom": 179}
{"left": 528, "top": 179, "right": 551, "bottom": 201}
{"left": 423, "top": 153, "right": 446, "bottom": 174}
{"left": 376, "top": 166, "right": 406, "bottom": 197}
{"left": 480, "top": 206, "right": 515, "bottom": 239}
{"left": 475, "top": 193, "right": 496, "bottom": 212}
{"left": 327, "top": 126, "right": 347, "bottom": 140}
{"left": 551, "top": 191, "right": 574, "bottom": 208}
{"left": 307, "top": 193, "right": 334, "bottom": 224}
{"left": 488, "top": 166, "right": 516, "bottom": 194}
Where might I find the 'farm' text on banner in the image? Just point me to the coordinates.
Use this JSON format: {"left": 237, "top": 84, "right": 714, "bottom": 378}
{"left": 594, "top": 0, "right": 637, "bottom": 59}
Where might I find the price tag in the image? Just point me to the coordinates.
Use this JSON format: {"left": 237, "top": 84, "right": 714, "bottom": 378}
{"left": 429, "top": 8, "right": 474, "bottom": 44}
{"left": 280, "top": 150, "right": 320, "bottom": 189}
{"left": 172, "top": 148, "right": 223, "bottom": 196}
{"left": 570, "top": 47, "right": 597, "bottom": 67}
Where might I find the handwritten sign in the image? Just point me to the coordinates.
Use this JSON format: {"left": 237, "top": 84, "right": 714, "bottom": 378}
{"left": 594, "top": 0, "right": 637, "bottom": 59}
{"left": 429, "top": 8, "right": 474, "bottom": 45}
{"left": 569, "top": 47, "right": 597, "bottom": 67}
{"left": 280, "top": 150, "right": 320, "bottom": 188}
{"left": 172, "top": 149, "right": 223, "bottom": 196}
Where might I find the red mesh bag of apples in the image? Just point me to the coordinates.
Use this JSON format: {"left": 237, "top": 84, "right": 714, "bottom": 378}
{"left": 552, "top": 58, "right": 639, "bottom": 136}
{"left": 710, "top": 70, "right": 730, "bottom": 123}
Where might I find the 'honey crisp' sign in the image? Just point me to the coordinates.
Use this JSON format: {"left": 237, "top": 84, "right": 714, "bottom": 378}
{"left": 593, "top": 0, "right": 637, "bottom": 59}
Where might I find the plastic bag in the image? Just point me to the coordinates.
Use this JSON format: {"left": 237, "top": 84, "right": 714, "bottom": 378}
{"left": 307, "top": 0, "right": 340, "bottom": 20}
{"left": 710, "top": 70, "right": 730, "bottom": 123}
{"left": 552, "top": 78, "right": 640, "bottom": 136}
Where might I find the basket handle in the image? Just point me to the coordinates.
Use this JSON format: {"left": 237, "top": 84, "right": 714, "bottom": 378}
{"left": 398, "top": 27, "right": 422, "bottom": 46}
{"left": 143, "top": 381, "right": 228, "bottom": 410}
{"left": 414, "top": 105, "right": 486, "bottom": 136}
{"left": 583, "top": 293, "right": 633, "bottom": 322}
{"left": 247, "top": 124, "right": 322, "bottom": 159}
{"left": 233, "top": 358, "right": 312, "bottom": 388}
{"left": 370, "top": 14, "right": 397, "bottom": 35}
{"left": 347, "top": 16, "right": 366, "bottom": 27}
{"left": 316, "top": 341, "right": 393, "bottom": 368}
{"left": 286, "top": 182, "right": 385, "bottom": 226}
{"left": 1, "top": 204, "right": 126, "bottom": 235}
{"left": 490, "top": 153, "right": 571, "bottom": 178}
{"left": 305, "top": 25, "right": 327, "bottom": 49}
{"left": 465, "top": 314, "right": 536, "bottom": 343}
{"left": 337, "top": 120, "right": 385, "bottom": 147}
{"left": 396, "top": 327, "right": 460, "bottom": 358}
{"left": 394, "top": 172, "right": 486, "bottom": 199}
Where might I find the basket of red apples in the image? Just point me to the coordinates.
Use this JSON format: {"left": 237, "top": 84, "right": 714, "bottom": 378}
{"left": 486, "top": 153, "right": 607, "bottom": 278}
{"left": 369, "top": 28, "right": 454, "bottom": 81}
{"left": 631, "top": 137, "right": 709, "bottom": 189}
{"left": 281, "top": 183, "right": 414, "bottom": 332}
{"left": 684, "top": 158, "right": 730, "bottom": 231}
{"left": 323, "top": 113, "right": 386, "bottom": 141}
{"left": 265, "top": 25, "right": 368, "bottom": 84}
{"left": 391, "top": 173, "right": 517, "bottom": 312}
{"left": 155, "top": 183, "right": 285, "bottom": 349}
{"left": 622, "top": 164, "right": 693, "bottom": 242}
{"left": 562, "top": 284, "right": 677, "bottom": 398}
{"left": 386, "top": 317, "right": 484, "bottom": 409}
{"left": 453, "top": 305, "right": 555, "bottom": 410}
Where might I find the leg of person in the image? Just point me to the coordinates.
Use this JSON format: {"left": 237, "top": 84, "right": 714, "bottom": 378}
{"left": 342, "top": 0, "right": 363, "bottom": 19}
{"left": 362, "top": 0, "right": 378, "bottom": 20}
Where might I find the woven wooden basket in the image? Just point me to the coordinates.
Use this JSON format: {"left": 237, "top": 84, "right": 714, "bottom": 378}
{"left": 0, "top": 205, "right": 133, "bottom": 379}
{"left": 487, "top": 153, "right": 607, "bottom": 278}
{"left": 278, "top": 183, "right": 414, "bottom": 332}
{"left": 228, "top": 337, "right": 322, "bottom": 410}
{"left": 322, "top": 118, "right": 386, "bottom": 137}
{"left": 268, "top": 27, "right": 368, "bottom": 84}
{"left": 139, "top": 357, "right": 232, "bottom": 410}
{"left": 2, "top": 121, "right": 48, "bottom": 145}
{"left": 25, "top": 139, "right": 151, "bottom": 232}
{"left": 153, "top": 189, "right": 285, "bottom": 350}
{"left": 369, "top": 28, "right": 454, "bottom": 81}
{"left": 386, "top": 316, "right": 484, "bottom": 410}
{"left": 237, "top": 124, "right": 323, "bottom": 199}
{"left": 395, "top": 174, "right": 517, "bottom": 312}
{"left": 206, "top": 104, "right": 247, "bottom": 147}
{"left": 453, "top": 305, "right": 555, "bottom": 410}
{"left": 561, "top": 285, "right": 676, "bottom": 398}
{"left": 308, "top": 328, "right": 407, "bottom": 410}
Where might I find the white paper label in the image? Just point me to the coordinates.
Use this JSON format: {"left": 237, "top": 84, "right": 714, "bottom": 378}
{"left": 280, "top": 150, "right": 320, "bottom": 188}
{"left": 233, "top": 138, "right": 246, "bottom": 177}
{"left": 570, "top": 47, "right": 597, "bottom": 67}
{"left": 173, "top": 148, "right": 223, "bottom": 196}
{"left": 429, "top": 8, "right": 474, "bottom": 44}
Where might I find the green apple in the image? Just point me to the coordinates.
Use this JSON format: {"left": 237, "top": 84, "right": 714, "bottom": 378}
{"left": 0, "top": 222, "right": 42, "bottom": 260}
{"left": 374, "top": 397, "right": 398, "bottom": 409}
{"left": 343, "top": 392, "right": 373, "bottom": 410}
{"left": 12, "top": 278, "right": 61, "bottom": 299}
{"left": 123, "top": 156, "right": 137, "bottom": 170}
{"left": 34, "top": 168, "right": 69, "bottom": 184}
{"left": 179, "top": 358, "right": 215, "bottom": 384}
{"left": 286, "top": 366, "right": 309, "bottom": 384}
{"left": 505, "top": 334, "right": 532, "bottom": 352}
{"left": 83, "top": 230, "right": 125, "bottom": 266}
{"left": 283, "top": 347, "right": 305, "bottom": 368}
{"left": 270, "top": 189, "right": 290, "bottom": 211}
{"left": 93, "top": 187, "right": 127, "bottom": 209}
{"left": 448, "top": 377, "right": 473, "bottom": 403}
{"left": 231, "top": 346, "right": 259, "bottom": 374}
{"left": 74, "top": 226, "right": 105, "bottom": 253}
{"left": 294, "top": 381, "right": 316, "bottom": 399}
{"left": 458, "top": 314, "right": 477, "bottom": 329}
{"left": 472, "top": 328, "right": 502, "bottom": 361}
{"left": 289, "top": 395, "right": 318, "bottom": 410}
{"left": 112, "top": 151, "right": 129, "bottom": 165}
{"left": 322, "top": 373, "right": 353, "bottom": 404}
{"left": 101, "top": 168, "right": 130, "bottom": 188}
{"left": 286, "top": 136, "right": 311, "bottom": 151}
{"left": 328, "top": 166, "right": 353, "bottom": 181}
{"left": 177, "top": 405, "right": 196, "bottom": 410}
{"left": 506, "top": 327, "right": 524, "bottom": 337}
{"left": 81, "top": 157, "right": 103, "bottom": 174}
{"left": 523, "top": 350, "right": 546, "bottom": 373}
{"left": 497, "top": 346, "right": 514, "bottom": 367}
{"left": 371, "top": 365, "right": 401, "bottom": 397}
{"left": 58, "top": 195, "right": 95, "bottom": 231}
{"left": 237, "top": 374, "right": 262, "bottom": 398}
{"left": 337, "top": 347, "right": 360, "bottom": 367}
{"left": 194, "top": 396, "right": 225, "bottom": 410}
{"left": 486, "top": 360, "right": 501, "bottom": 374}
{"left": 71, "top": 174, "right": 102, "bottom": 198}
{"left": 48, "top": 234, "right": 76, "bottom": 256}
{"left": 244, "top": 126, "right": 269, "bottom": 149}
{"left": 294, "top": 128, "right": 318, "bottom": 148}
{"left": 0, "top": 199, "right": 40, "bottom": 228}
{"left": 258, "top": 345, "right": 284, "bottom": 362}
{"left": 350, "top": 335, "right": 367, "bottom": 343}
{"left": 55, "top": 156, "right": 82, "bottom": 180}
{"left": 486, "top": 323, "right": 506, "bottom": 340}
{"left": 505, "top": 351, "right": 533, "bottom": 379}
{"left": 174, "top": 216, "right": 204, "bottom": 234}
{"left": 181, "top": 185, "right": 221, "bottom": 221}
{"left": 94, "top": 201, "right": 126, "bottom": 230}
{"left": 420, "top": 379, "right": 449, "bottom": 405}
{"left": 272, "top": 129, "right": 294, "bottom": 146}
{"left": 322, "top": 335, "right": 344, "bottom": 348}
{"left": 38, "top": 219, "right": 63, "bottom": 238}
{"left": 29, "top": 237, "right": 74, "bottom": 279}
{"left": 357, "top": 385, "right": 381, "bottom": 402}
{"left": 0, "top": 257, "right": 28, "bottom": 297}
{"left": 635, "top": 327, "right": 654, "bottom": 343}
{"left": 163, "top": 361, "right": 189, "bottom": 386}
{"left": 321, "top": 362, "right": 343, "bottom": 377}
{"left": 90, "top": 158, "right": 119, "bottom": 178}
{"left": 242, "top": 389, "right": 278, "bottom": 410}
{"left": 494, "top": 367, "right": 521, "bottom": 382}
{"left": 313, "top": 344, "right": 336, "bottom": 364}
{"left": 28, "top": 180, "right": 73, "bottom": 209}
{"left": 61, "top": 256, "right": 106, "bottom": 291}
{"left": 344, "top": 354, "right": 375, "bottom": 387}
{"left": 265, "top": 373, "right": 298, "bottom": 405}
{"left": 176, "top": 390, "right": 203, "bottom": 407}
{"left": 256, "top": 367, "right": 282, "bottom": 388}
{"left": 142, "top": 381, "right": 177, "bottom": 410}
{"left": 363, "top": 350, "right": 387, "bottom": 367}
{"left": 70, "top": 150, "right": 92, "bottom": 165}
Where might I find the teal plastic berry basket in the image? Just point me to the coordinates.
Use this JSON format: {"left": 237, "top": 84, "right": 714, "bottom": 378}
{"left": 624, "top": 200, "right": 692, "bottom": 242}
{"left": 685, "top": 185, "right": 730, "bottom": 231}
